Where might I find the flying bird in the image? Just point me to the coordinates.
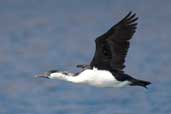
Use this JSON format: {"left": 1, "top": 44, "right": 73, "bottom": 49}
{"left": 36, "top": 12, "right": 151, "bottom": 88}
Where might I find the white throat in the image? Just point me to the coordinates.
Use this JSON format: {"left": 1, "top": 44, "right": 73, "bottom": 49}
{"left": 49, "top": 68, "right": 130, "bottom": 88}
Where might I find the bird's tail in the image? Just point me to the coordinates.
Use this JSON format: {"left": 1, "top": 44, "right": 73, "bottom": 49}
{"left": 129, "top": 79, "right": 151, "bottom": 89}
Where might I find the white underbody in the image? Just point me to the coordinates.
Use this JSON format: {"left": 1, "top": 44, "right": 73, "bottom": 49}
{"left": 49, "top": 68, "right": 131, "bottom": 88}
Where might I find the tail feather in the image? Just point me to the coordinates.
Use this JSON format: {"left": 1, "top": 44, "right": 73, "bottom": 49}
{"left": 130, "top": 79, "right": 151, "bottom": 88}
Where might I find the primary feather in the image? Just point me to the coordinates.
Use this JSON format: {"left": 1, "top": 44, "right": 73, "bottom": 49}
{"left": 90, "top": 12, "right": 138, "bottom": 71}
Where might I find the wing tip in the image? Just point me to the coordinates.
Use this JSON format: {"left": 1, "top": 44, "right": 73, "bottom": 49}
{"left": 123, "top": 11, "right": 138, "bottom": 22}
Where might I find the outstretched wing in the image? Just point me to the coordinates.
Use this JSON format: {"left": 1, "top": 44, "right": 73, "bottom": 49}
{"left": 90, "top": 12, "right": 138, "bottom": 71}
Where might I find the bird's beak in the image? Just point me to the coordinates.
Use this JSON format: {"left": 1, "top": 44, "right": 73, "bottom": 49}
{"left": 34, "top": 73, "right": 49, "bottom": 78}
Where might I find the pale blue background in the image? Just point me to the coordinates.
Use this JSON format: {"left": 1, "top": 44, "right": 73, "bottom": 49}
{"left": 0, "top": 0, "right": 171, "bottom": 114}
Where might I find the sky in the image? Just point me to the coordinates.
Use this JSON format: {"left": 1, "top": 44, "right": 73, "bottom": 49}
{"left": 0, "top": 0, "right": 171, "bottom": 114}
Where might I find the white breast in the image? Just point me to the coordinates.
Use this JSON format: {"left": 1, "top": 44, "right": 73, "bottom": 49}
{"left": 49, "top": 68, "right": 130, "bottom": 88}
{"left": 77, "top": 68, "right": 130, "bottom": 88}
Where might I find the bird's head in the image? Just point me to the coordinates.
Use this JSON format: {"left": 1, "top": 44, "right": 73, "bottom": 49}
{"left": 35, "top": 70, "right": 59, "bottom": 78}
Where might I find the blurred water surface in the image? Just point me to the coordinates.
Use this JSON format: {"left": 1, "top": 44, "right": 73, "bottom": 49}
{"left": 0, "top": 0, "right": 171, "bottom": 114}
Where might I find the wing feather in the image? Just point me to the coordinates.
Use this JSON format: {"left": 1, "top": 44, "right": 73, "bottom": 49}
{"left": 90, "top": 12, "right": 138, "bottom": 71}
